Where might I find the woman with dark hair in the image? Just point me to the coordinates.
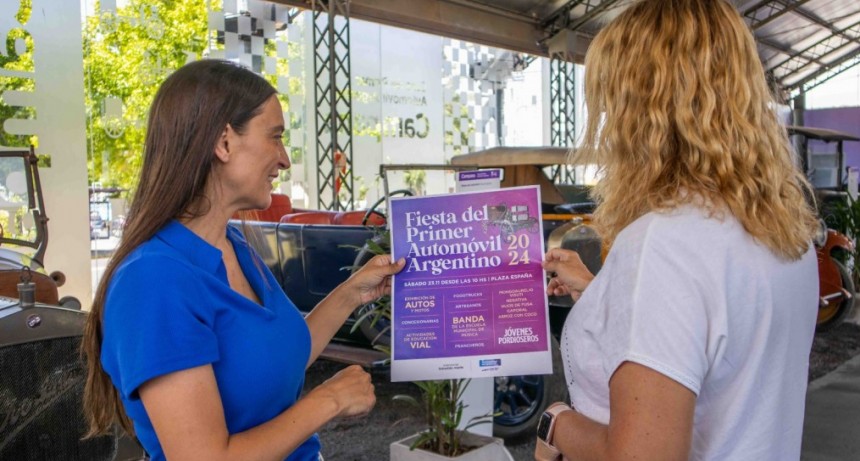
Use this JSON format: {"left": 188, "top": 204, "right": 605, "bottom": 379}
{"left": 535, "top": 1, "right": 818, "bottom": 460}
{"left": 82, "top": 59, "right": 404, "bottom": 461}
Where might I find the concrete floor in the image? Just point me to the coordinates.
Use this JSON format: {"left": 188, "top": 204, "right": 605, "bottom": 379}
{"left": 802, "top": 324, "right": 860, "bottom": 461}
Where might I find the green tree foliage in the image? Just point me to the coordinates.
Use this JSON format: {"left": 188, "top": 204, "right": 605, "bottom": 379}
{"left": 403, "top": 169, "right": 426, "bottom": 195}
{"left": 83, "top": 0, "right": 210, "bottom": 190}
{"left": 444, "top": 95, "right": 475, "bottom": 156}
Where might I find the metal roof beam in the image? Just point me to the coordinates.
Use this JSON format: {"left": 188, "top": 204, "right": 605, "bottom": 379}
{"left": 539, "top": 0, "right": 621, "bottom": 45}
{"left": 540, "top": 0, "right": 582, "bottom": 39}
{"left": 541, "top": 0, "right": 581, "bottom": 28}
{"left": 743, "top": 0, "right": 813, "bottom": 30}
{"left": 272, "top": 0, "right": 546, "bottom": 56}
{"left": 790, "top": 4, "right": 860, "bottom": 38}
{"left": 771, "top": 18, "right": 860, "bottom": 83}
{"left": 567, "top": 0, "right": 622, "bottom": 32}
{"left": 758, "top": 36, "right": 823, "bottom": 66}
{"left": 785, "top": 47, "right": 860, "bottom": 94}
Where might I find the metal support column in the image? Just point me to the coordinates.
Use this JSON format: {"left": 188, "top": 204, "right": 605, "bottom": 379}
{"left": 311, "top": 0, "right": 353, "bottom": 210}
{"left": 791, "top": 91, "right": 808, "bottom": 173}
{"left": 549, "top": 54, "right": 576, "bottom": 183}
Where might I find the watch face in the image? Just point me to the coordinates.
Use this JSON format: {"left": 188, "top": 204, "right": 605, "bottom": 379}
{"left": 536, "top": 411, "right": 553, "bottom": 442}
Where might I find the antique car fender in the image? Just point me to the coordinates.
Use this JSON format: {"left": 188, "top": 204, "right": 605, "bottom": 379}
{"left": 816, "top": 228, "right": 855, "bottom": 330}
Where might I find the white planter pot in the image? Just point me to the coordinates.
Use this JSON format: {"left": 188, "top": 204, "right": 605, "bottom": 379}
{"left": 390, "top": 431, "right": 514, "bottom": 461}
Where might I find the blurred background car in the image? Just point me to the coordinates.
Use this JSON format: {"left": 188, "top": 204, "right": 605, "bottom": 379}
{"left": 89, "top": 211, "right": 109, "bottom": 240}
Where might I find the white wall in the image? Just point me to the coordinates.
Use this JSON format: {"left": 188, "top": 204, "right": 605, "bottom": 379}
{"left": 1, "top": 0, "right": 91, "bottom": 304}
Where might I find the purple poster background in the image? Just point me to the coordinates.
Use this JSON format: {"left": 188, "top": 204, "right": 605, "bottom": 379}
{"left": 389, "top": 186, "right": 549, "bottom": 364}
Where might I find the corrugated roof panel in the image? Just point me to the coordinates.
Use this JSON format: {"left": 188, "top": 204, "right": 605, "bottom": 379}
{"left": 284, "top": 0, "right": 860, "bottom": 94}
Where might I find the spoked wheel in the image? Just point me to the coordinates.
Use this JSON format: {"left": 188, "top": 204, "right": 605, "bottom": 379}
{"left": 361, "top": 189, "right": 413, "bottom": 226}
{"left": 817, "top": 260, "right": 855, "bottom": 331}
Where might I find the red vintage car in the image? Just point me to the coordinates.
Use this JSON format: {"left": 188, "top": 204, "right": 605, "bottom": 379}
{"left": 814, "top": 219, "right": 854, "bottom": 330}
{"left": 787, "top": 125, "right": 860, "bottom": 331}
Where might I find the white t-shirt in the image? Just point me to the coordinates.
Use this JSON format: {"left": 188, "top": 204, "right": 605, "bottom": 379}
{"left": 561, "top": 205, "right": 817, "bottom": 460}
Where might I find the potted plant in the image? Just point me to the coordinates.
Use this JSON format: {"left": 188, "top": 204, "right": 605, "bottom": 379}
{"left": 388, "top": 378, "right": 512, "bottom": 460}
{"left": 822, "top": 193, "right": 860, "bottom": 283}
{"left": 347, "top": 232, "right": 514, "bottom": 460}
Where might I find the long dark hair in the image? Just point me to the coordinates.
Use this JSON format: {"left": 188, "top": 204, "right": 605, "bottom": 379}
{"left": 82, "top": 59, "right": 277, "bottom": 436}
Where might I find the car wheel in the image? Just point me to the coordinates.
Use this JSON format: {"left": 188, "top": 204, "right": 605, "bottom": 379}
{"left": 361, "top": 189, "right": 413, "bottom": 225}
{"left": 817, "top": 260, "right": 855, "bottom": 331}
{"left": 493, "top": 335, "right": 567, "bottom": 441}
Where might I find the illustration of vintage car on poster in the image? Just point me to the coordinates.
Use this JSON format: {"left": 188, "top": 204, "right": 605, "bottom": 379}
{"left": 388, "top": 185, "right": 553, "bottom": 382}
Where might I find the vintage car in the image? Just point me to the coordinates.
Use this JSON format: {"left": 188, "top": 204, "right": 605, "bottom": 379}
{"left": 237, "top": 147, "right": 597, "bottom": 440}
{"left": 0, "top": 148, "right": 143, "bottom": 460}
{"left": 90, "top": 211, "right": 110, "bottom": 240}
{"left": 0, "top": 148, "right": 79, "bottom": 309}
{"left": 0, "top": 294, "right": 147, "bottom": 460}
{"left": 787, "top": 125, "right": 859, "bottom": 330}
{"left": 238, "top": 144, "right": 851, "bottom": 440}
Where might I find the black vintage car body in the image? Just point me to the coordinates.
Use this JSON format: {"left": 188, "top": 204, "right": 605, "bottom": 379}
{"left": 237, "top": 147, "right": 602, "bottom": 439}
{"left": 0, "top": 297, "right": 146, "bottom": 460}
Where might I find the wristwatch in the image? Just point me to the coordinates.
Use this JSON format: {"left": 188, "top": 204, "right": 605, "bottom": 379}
{"left": 534, "top": 402, "right": 572, "bottom": 461}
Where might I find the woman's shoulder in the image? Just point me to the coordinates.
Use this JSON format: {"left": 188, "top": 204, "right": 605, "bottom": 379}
{"left": 104, "top": 239, "right": 216, "bottom": 324}
{"left": 614, "top": 205, "right": 745, "bottom": 256}
{"left": 626, "top": 205, "right": 737, "bottom": 236}
{"left": 112, "top": 238, "right": 203, "bottom": 288}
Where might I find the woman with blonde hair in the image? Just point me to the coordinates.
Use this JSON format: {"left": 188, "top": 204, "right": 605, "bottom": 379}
{"left": 535, "top": 0, "right": 819, "bottom": 460}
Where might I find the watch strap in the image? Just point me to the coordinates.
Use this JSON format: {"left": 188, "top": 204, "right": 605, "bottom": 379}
{"left": 535, "top": 437, "right": 562, "bottom": 461}
{"left": 545, "top": 402, "right": 573, "bottom": 446}
{"left": 535, "top": 402, "right": 573, "bottom": 461}
{"left": 545, "top": 402, "right": 572, "bottom": 420}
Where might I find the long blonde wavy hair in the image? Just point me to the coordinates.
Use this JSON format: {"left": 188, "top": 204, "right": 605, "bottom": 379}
{"left": 576, "top": 0, "right": 817, "bottom": 260}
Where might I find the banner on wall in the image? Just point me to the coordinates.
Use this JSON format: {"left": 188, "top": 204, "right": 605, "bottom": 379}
{"left": 388, "top": 186, "right": 552, "bottom": 382}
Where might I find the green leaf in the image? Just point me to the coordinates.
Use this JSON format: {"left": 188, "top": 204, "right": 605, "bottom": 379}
{"left": 392, "top": 395, "right": 421, "bottom": 406}
{"left": 350, "top": 304, "right": 382, "bottom": 333}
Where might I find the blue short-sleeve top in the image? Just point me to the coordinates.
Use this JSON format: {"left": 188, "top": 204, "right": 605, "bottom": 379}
{"left": 101, "top": 220, "right": 320, "bottom": 461}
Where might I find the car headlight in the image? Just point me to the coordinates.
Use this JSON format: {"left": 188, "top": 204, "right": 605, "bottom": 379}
{"left": 813, "top": 219, "right": 828, "bottom": 248}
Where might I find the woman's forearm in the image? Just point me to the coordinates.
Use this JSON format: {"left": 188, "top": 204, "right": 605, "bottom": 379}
{"left": 222, "top": 392, "right": 340, "bottom": 461}
{"left": 304, "top": 283, "right": 357, "bottom": 366}
{"left": 142, "top": 365, "right": 355, "bottom": 461}
{"left": 553, "top": 410, "right": 610, "bottom": 461}
{"left": 553, "top": 362, "right": 695, "bottom": 461}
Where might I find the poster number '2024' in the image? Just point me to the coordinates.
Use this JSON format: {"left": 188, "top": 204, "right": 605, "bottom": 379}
{"left": 506, "top": 234, "right": 530, "bottom": 265}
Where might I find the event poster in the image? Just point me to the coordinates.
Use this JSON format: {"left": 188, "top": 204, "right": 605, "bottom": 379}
{"left": 389, "top": 186, "right": 553, "bottom": 382}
